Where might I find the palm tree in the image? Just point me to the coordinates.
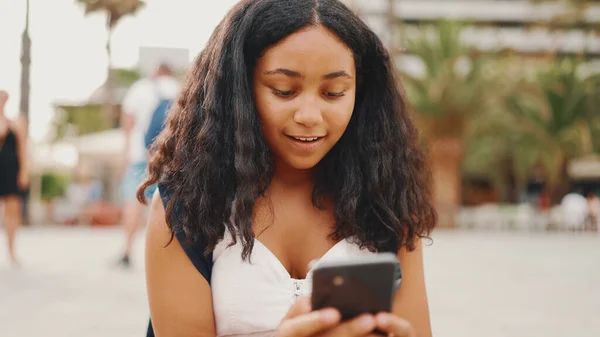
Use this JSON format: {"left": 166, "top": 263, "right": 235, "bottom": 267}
{"left": 462, "top": 112, "right": 524, "bottom": 203}
{"left": 76, "top": 0, "right": 145, "bottom": 124}
{"left": 505, "top": 57, "right": 600, "bottom": 200}
{"left": 400, "top": 20, "right": 515, "bottom": 227}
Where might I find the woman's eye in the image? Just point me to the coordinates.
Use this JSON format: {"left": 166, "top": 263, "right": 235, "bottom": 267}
{"left": 272, "top": 89, "right": 294, "bottom": 97}
{"left": 325, "top": 91, "right": 345, "bottom": 98}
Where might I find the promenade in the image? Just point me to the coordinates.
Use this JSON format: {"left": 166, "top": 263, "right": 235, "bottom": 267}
{"left": 1, "top": 227, "right": 598, "bottom": 337}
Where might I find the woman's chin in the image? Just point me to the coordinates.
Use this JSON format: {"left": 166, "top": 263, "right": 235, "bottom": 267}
{"left": 277, "top": 156, "right": 323, "bottom": 173}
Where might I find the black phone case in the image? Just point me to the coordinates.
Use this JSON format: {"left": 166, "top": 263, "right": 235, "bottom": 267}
{"left": 311, "top": 253, "right": 401, "bottom": 321}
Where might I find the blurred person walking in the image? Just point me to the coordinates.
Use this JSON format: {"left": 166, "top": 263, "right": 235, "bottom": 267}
{"left": 560, "top": 190, "right": 588, "bottom": 231}
{"left": 0, "top": 90, "right": 29, "bottom": 266}
{"left": 585, "top": 190, "right": 599, "bottom": 232}
{"left": 117, "top": 64, "right": 179, "bottom": 267}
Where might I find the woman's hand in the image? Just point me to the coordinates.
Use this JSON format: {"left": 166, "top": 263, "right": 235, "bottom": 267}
{"left": 276, "top": 297, "right": 378, "bottom": 337}
{"left": 18, "top": 170, "right": 29, "bottom": 190}
{"left": 374, "top": 312, "right": 416, "bottom": 337}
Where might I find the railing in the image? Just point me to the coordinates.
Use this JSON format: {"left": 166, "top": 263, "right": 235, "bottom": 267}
{"left": 455, "top": 203, "right": 597, "bottom": 232}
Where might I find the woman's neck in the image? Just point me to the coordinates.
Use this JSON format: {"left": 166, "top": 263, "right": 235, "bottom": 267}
{"left": 270, "top": 160, "right": 315, "bottom": 192}
{"left": 262, "top": 160, "right": 334, "bottom": 211}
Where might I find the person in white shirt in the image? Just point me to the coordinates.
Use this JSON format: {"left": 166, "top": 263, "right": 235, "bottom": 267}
{"left": 117, "top": 63, "right": 179, "bottom": 267}
{"left": 560, "top": 192, "right": 588, "bottom": 231}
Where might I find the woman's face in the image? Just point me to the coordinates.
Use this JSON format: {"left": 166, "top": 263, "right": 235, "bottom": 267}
{"left": 253, "top": 25, "right": 356, "bottom": 171}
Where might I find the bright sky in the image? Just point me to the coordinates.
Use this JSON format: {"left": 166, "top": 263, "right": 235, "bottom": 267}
{"left": 0, "top": 0, "right": 239, "bottom": 141}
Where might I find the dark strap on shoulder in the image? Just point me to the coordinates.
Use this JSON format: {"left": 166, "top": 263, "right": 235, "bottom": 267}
{"left": 158, "top": 182, "right": 213, "bottom": 283}
{"left": 146, "top": 319, "right": 155, "bottom": 337}
{"left": 174, "top": 230, "right": 213, "bottom": 283}
{"left": 147, "top": 183, "right": 213, "bottom": 337}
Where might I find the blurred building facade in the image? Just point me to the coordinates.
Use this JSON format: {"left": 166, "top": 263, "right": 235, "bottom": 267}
{"left": 346, "top": 0, "right": 600, "bottom": 59}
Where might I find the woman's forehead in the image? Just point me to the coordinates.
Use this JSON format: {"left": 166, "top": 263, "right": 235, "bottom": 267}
{"left": 256, "top": 26, "right": 355, "bottom": 77}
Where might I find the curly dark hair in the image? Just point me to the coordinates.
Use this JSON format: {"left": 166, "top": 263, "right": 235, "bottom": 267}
{"left": 138, "top": 0, "right": 436, "bottom": 260}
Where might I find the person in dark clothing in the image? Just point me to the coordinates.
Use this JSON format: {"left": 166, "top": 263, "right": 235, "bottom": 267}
{"left": 0, "top": 90, "right": 29, "bottom": 266}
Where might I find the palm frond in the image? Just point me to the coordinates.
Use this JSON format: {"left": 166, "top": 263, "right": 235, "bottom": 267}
{"left": 77, "top": 0, "right": 145, "bottom": 27}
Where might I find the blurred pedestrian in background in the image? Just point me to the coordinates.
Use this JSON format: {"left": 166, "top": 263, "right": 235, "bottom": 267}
{"left": 0, "top": 90, "right": 29, "bottom": 267}
{"left": 560, "top": 189, "right": 588, "bottom": 232}
{"left": 585, "top": 190, "right": 599, "bottom": 232}
{"left": 117, "top": 64, "right": 179, "bottom": 267}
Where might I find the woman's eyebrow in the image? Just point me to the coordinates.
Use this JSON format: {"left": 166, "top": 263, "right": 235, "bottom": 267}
{"left": 263, "top": 68, "right": 353, "bottom": 80}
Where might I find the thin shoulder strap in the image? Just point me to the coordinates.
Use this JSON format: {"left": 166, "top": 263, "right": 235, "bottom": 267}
{"left": 0, "top": 120, "right": 15, "bottom": 151}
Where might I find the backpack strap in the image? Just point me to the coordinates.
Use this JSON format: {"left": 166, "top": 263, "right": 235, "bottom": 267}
{"left": 144, "top": 79, "right": 172, "bottom": 150}
{"left": 144, "top": 99, "right": 171, "bottom": 150}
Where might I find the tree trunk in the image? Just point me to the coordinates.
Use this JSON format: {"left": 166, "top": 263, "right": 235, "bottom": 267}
{"left": 429, "top": 138, "right": 464, "bottom": 228}
{"left": 551, "top": 158, "right": 570, "bottom": 204}
{"left": 20, "top": 0, "right": 31, "bottom": 225}
{"left": 103, "top": 18, "right": 115, "bottom": 129}
{"left": 19, "top": 0, "right": 31, "bottom": 122}
{"left": 502, "top": 155, "right": 518, "bottom": 203}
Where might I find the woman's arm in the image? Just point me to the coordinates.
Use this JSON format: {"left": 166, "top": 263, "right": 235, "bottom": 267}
{"left": 145, "top": 191, "right": 216, "bottom": 337}
{"left": 13, "top": 117, "right": 29, "bottom": 189}
{"left": 392, "top": 240, "right": 432, "bottom": 337}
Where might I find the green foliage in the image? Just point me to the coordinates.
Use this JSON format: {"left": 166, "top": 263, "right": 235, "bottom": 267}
{"left": 399, "top": 12, "right": 599, "bottom": 202}
{"left": 52, "top": 104, "right": 110, "bottom": 141}
{"left": 40, "top": 172, "right": 69, "bottom": 201}
{"left": 462, "top": 57, "right": 600, "bottom": 191}
{"left": 112, "top": 68, "right": 140, "bottom": 87}
{"left": 401, "top": 20, "right": 514, "bottom": 140}
{"left": 403, "top": 20, "right": 599, "bottom": 195}
{"left": 592, "top": 118, "right": 600, "bottom": 152}
{"left": 52, "top": 67, "right": 140, "bottom": 141}
{"left": 506, "top": 57, "right": 600, "bottom": 185}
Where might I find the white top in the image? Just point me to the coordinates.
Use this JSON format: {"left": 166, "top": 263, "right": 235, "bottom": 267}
{"left": 211, "top": 232, "right": 376, "bottom": 337}
{"left": 560, "top": 193, "right": 588, "bottom": 229}
{"left": 121, "top": 76, "right": 180, "bottom": 163}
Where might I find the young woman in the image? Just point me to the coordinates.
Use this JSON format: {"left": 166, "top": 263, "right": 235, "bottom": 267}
{"left": 140, "top": 1, "right": 437, "bottom": 336}
{"left": 0, "top": 90, "right": 29, "bottom": 267}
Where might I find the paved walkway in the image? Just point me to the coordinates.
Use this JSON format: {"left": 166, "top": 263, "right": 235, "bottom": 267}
{"left": 0, "top": 227, "right": 599, "bottom": 337}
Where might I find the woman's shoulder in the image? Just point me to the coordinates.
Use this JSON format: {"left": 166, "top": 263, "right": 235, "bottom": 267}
{"left": 145, "top": 187, "right": 215, "bottom": 336}
{"left": 7, "top": 116, "right": 26, "bottom": 134}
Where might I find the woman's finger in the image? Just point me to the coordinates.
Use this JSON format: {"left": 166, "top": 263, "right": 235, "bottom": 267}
{"left": 324, "top": 314, "right": 377, "bottom": 337}
{"left": 374, "top": 313, "right": 415, "bottom": 337}
{"left": 276, "top": 308, "right": 341, "bottom": 337}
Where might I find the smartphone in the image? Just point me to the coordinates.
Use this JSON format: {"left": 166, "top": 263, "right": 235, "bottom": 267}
{"left": 311, "top": 252, "right": 402, "bottom": 320}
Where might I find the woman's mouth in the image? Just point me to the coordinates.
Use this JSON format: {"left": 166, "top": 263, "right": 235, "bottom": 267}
{"left": 290, "top": 136, "right": 321, "bottom": 142}
{"left": 286, "top": 135, "right": 325, "bottom": 153}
